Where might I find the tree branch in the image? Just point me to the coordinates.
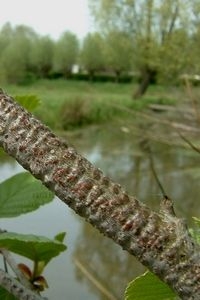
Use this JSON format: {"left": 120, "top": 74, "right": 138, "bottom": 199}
{"left": 0, "top": 91, "right": 200, "bottom": 299}
{"left": 178, "top": 132, "right": 200, "bottom": 154}
{"left": 140, "top": 139, "right": 168, "bottom": 198}
{"left": 0, "top": 230, "right": 46, "bottom": 300}
{"left": 0, "top": 268, "right": 45, "bottom": 300}
{"left": 0, "top": 248, "right": 34, "bottom": 290}
{"left": 167, "top": 2, "right": 179, "bottom": 37}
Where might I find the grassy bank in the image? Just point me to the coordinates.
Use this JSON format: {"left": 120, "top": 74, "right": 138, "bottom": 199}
{"left": 2, "top": 79, "right": 177, "bottom": 130}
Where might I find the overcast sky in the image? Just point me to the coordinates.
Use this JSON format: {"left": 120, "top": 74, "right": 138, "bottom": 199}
{"left": 0, "top": 0, "right": 93, "bottom": 39}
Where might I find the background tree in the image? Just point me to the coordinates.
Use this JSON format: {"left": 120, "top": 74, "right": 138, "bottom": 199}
{"left": 158, "top": 28, "right": 190, "bottom": 84}
{"left": 80, "top": 32, "right": 105, "bottom": 81}
{"left": 89, "top": 0, "right": 192, "bottom": 98}
{"left": 0, "top": 22, "right": 13, "bottom": 57}
{"left": 29, "top": 36, "right": 55, "bottom": 78}
{"left": 0, "top": 24, "right": 37, "bottom": 84}
{"left": 53, "top": 31, "right": 79, "bottom": 78}
{"left": 103, "top": 30, "right": 133, "bottom": 82}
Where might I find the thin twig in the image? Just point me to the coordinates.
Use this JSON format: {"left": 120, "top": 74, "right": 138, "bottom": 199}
{"left": 139, "top": 138, "right": 168, "bottom": 198}
{"left": 0, "top": 268, "right": 46, "bottom": 300}
{"left": 0, "top": 228, "right": 33, "bottom": 290}
{"left": 0, "top": 248, "right": 34, "bottom": 290}
{"left": 178, "top": 131, "right": 200, "bottom": 154}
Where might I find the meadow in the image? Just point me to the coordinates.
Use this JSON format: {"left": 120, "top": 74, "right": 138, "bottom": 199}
{"left": 2, "top": 79, "right": 177, "bottom": 131}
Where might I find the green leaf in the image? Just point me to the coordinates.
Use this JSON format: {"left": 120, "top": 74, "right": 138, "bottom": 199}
{"left": 54, "top": 232, "right": 66, "bottom": 243}
{"left": 190, "top": 217, "right": 200, "bottom": 245}
{"left": 0, "top": 172, "right": 54, "bottom": 218}
{"left": 0, "top": 287, "right": 17, "bottom": 300}
{"left": 0, "top": 232, "right": 67, "bottom": 265}
{"left": 192, "top": 217, "right": 200, "bottom": 227}
{"left": 189, "top": 228, "right": 200, "bottom": 245}
{"left": 15, "top": 94, "right": 40, "bottom": 111}
{"left": 125, "top": 271, "right": 176, "bottom": 300}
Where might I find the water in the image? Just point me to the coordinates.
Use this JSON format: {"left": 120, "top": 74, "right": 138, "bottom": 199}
{"left": 0, "top": 124, "right": 200, "bottom": 299}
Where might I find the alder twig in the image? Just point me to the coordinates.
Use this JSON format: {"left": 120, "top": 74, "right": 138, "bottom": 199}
{"left": 0, "top": 229, "right": 33, "bottom": 290}
{"left": 0, "top": 91, "right": 200, "bottom": 299}
{"left": 140, "top": 141, "right": 176, "bottom": 217}
{"left": 0, "top": 248, "right": 33, "bottom": 289}
{"left": 0, "top": 229, "right": 46, "bottom": 299}
{"left": 139, "top": 138, "right": 168, "bottom": 198}
{"left": 0, "top": 268, "right": 46, "bottom": 300}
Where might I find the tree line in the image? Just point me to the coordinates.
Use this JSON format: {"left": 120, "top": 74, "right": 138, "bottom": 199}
{"left": 1, "top": 0, "right": 200, "bottom": 96}
{"left": 0, "top": 22, "right": 133, "bottom": 85}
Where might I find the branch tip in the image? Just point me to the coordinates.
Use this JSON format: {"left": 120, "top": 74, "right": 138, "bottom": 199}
{"left": 160, "top": 195, "right": 176, "bottom": 217}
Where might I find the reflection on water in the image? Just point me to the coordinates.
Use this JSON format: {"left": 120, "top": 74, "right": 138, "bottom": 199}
{"left": 0, "top": 124, "right": 200, "bottom": 299}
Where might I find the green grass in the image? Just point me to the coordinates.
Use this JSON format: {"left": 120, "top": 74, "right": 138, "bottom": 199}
{"left": 2, "top": 79, "right": 177, "bottom": 130}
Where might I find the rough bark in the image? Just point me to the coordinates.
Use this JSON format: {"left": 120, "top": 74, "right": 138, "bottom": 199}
{"left": 0, "top": 90, "right": 200, "bottom": 299}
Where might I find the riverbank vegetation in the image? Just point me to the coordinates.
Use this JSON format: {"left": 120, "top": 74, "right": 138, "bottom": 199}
{"left": 3, "top": 79, "right": 178, "bottom": 131}
{"left": 1, "top": 0, "right": 200, "bottom": 134}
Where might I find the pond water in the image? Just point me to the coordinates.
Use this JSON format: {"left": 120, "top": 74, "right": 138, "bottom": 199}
{"left": 0, "top": 123, "right": 200, "bottom": 300}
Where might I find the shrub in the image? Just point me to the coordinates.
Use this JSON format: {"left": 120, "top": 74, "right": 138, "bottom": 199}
{"left": 60, "top": 96, "right": 92, "bottom": 129}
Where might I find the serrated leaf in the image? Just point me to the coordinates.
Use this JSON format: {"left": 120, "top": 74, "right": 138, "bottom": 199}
{"left": 15, "top": 94, "right": 40, "bottom": 111}
{"left": 0, "top": 232, "right": 67, "bottom": 265}
{"left": 0, "top": 172, "right": 54, "bottom": 217}
{"left": 54, "top": 232, "right": 66, "bottom": 243}
{"left": 0, "top": 286, "right": 17, "bottom": 300}
{"left": 125, "top": 271, "right": 176, "bottom": 300}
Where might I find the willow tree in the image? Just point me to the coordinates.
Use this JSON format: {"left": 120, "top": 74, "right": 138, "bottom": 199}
{"left": 89, "top": 0, "right": 191, "bottom": 98}
{"left": 53, "top": 31, "right": 79, "bottom": 78}
{"left": 0, "top": 24, "right": 37, "bottom": 84}
{"left": 30, "top": 36, "right": 55, "bottom": 78}
{"left": 80, "top": 32, "right": 105, "bottom": 80}
{"left": 103, "top": 30, "right": 133, "bottom": 81}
